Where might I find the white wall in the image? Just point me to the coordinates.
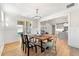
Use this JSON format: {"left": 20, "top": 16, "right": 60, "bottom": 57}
{"left": 4, "top": 13, "right": 18, "bottom": 44}
{"left": 0, "top": 10, "right": 4, "bottom": 55}
{"left": 68, "top": 7, "right": 79, "bottom": 48}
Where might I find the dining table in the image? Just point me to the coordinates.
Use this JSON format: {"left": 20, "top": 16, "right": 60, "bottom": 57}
{"left": 32, "top": 34, "right": 55, "bottom": 53}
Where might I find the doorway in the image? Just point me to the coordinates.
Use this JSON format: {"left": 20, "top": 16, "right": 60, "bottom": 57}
{"left": 52, "top": 25, "right": 55, "bottom": 35}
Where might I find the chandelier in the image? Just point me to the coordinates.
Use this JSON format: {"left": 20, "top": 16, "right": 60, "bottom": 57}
{"left": 32, "top": 9, "right": 41, "bottom": 20}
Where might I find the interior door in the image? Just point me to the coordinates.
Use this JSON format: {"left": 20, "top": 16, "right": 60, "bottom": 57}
{"left": 52, "top": 25, "right": 55, "bottom": 35}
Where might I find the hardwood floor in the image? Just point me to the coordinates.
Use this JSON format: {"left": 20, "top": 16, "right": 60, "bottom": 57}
{"left": 1, "top": 38, "right": 79, "bottom": 56}
{"left": 70, "top": 47, "right": 79, "bottom": 56}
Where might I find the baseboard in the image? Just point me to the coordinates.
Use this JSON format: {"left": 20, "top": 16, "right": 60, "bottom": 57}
{"left": 69, "top": 45, "right": 79, "bottom": 49}
{"left": 0, "top": 44, "right": 4, "bottom": 56}
{"left": 5, "top": 39, "right": 20, "bottom": 45}
{"left": 5, "top": 41, "right": 20, "bottom": 46}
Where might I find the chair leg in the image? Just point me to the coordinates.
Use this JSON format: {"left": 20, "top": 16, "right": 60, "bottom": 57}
{"left": 25, "top": 44, "right": 30, "bottom": 56}
{"left": 27, "top": 43, "right": 30, "bottom": 56}
{"left": 27, "top": 47, "right": 29, "bottom": 56}
{"left": 22, "top": 44, "right": 24, "bottom": 51}
{"left": 35, "top": 45, "right": 37, "bottom": 53}
{"left": 55, "top": 46, "right": 57, "bottom": 55}
{"left": 25, "top": 45, "right": 27, "bottom": 53}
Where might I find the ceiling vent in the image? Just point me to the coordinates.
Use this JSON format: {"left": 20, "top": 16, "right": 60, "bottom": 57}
{"left": 66, "top": 3, "right": 75, "bottom": 8}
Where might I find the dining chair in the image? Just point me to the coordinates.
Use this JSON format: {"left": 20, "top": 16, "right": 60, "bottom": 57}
{"left": 47, "top": 36, "right": 57, "bottom": 55}
{"left": 21, "top": 33, "right": 26, "bottom": 51}
{"left": 50, "top": 37, "right": 57, "bottom": 55}
{"left": 24, "top": 34, "right": 38, "bottom": 56}
{"left": 39, "top": 36, "right": 57, "bottom": 56}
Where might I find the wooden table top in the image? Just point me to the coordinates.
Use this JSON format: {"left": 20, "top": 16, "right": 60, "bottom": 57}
{"left": 32, "top": 34, "right": 56, "bottom": 41}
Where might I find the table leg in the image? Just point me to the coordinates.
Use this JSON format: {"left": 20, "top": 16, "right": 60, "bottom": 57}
{"left": 27, "top": 42, "right": 29, "bottom": 56}
{"left": 41, "top": 40, "right": 43, "bottom": 53}
{"left": 28, "top": 47, "right": 29, "bottom": 56}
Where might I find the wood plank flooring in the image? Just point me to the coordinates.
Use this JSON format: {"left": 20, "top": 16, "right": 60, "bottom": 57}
{"left": 1, "top": 38, "right": 79, "bottom": 56}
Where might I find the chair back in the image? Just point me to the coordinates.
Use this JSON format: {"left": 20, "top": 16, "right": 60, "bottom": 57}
{"left": 21, "top": 33, "right": 25, "bottom": 43}
{"left": 24, "top": 35, "right": 30, "bottom": 48}
{"left": 24, "top": 35, "right": 29, "bottom": 42}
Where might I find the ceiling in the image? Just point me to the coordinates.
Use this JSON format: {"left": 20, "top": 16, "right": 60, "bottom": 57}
{"left": 41, "top": 16, "right": 68, "bottom": 25}
{"left": 1, "top": 3, "right": 69, "bottom": 19}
